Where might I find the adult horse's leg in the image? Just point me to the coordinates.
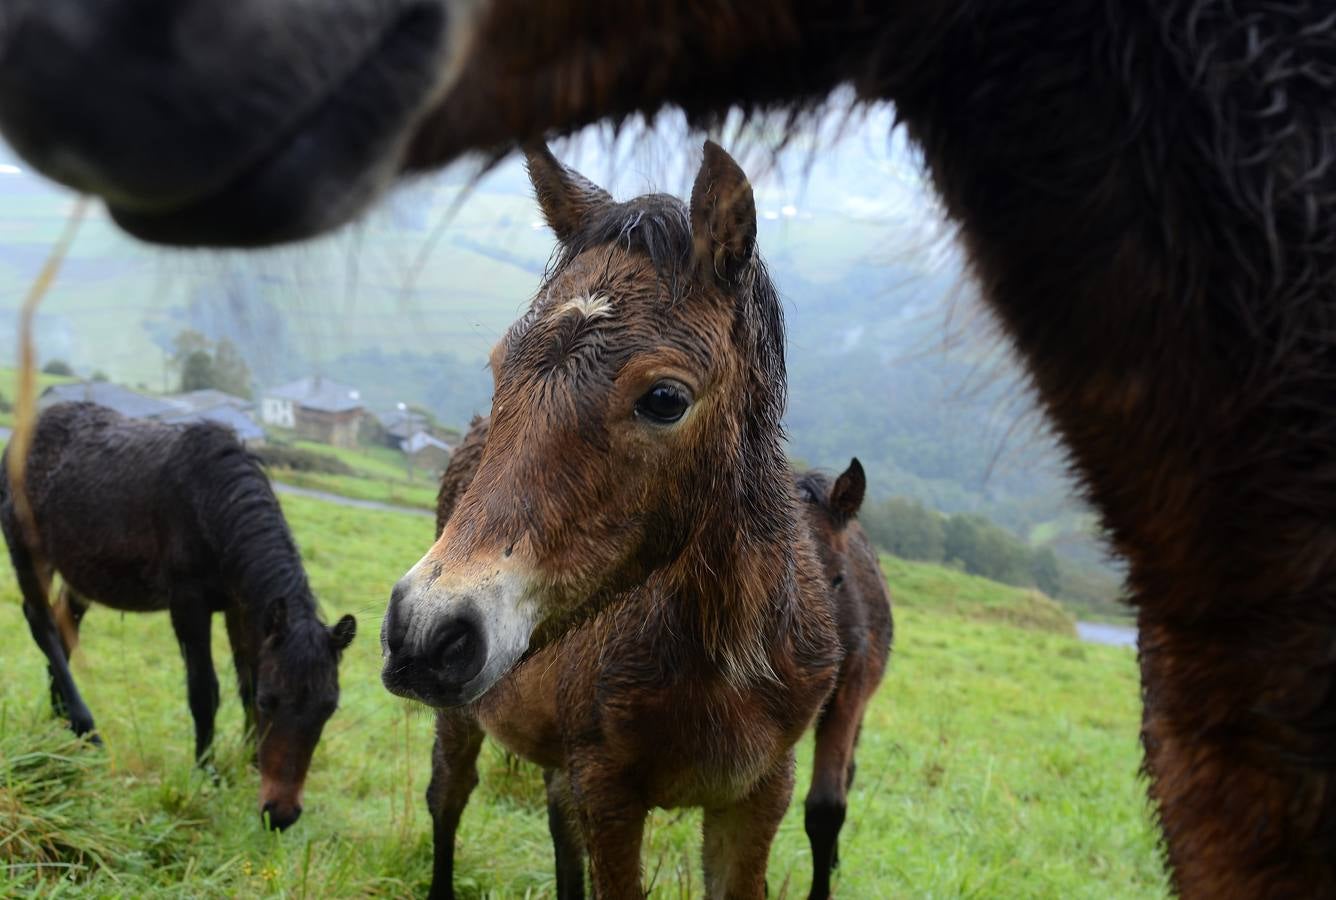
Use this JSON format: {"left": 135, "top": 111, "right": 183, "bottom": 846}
{"left": 702, "top": 757, "right": 795, "bottom": 900}
{"left": 170, "top": 599, "right": 219, "bottom": 765}
{"left": 48, "top": 584, "right": 89, "bottom": 719}
{"left": 224, "top": 605, "right": 256, "bottom": 742}
{"left": 804, "top": 674, "right": 873, "bottom": 900}
{"left": 426, "top": 709, "right": 485, "bottom": 900}
{"left": 543, "top": 768, "right": 586, "bottom": 900}
{"left": 10, "top": 545, "right": 97, "bottom": 741}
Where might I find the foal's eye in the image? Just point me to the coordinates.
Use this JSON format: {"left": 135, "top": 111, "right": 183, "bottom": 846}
{"left": 831, "top": 574, "right": 845, "bottom": 588}
{"left": 257, "top": 694, "right": 279, "bottom": 714}
{"left": 634, "top": 381, "right": 692, "bottom": 425}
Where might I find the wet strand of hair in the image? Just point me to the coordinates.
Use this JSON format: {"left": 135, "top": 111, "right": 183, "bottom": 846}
{"left": 7, "top": 198, "right": 88, "bottom": 547}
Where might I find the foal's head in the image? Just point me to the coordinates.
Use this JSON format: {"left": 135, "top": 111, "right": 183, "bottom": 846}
{"left": 796, "top": 459, "right": 867, "bottom": 593}
{"left": 254, "top": 602, "right": 356, "bottom": 830}
{"left": 383, "top": 141, "right": 788, "bottom": 706}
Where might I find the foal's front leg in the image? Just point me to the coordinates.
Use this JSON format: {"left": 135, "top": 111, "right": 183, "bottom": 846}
{"left": 426, "top": 709, "right": 485, "bottom": 900}
{"left": 170, "top": 601, "right": 219, "bottom": 765}
{"left": 703, "top": 756, "right": 796, "bottom": 900}
{"left": 568, "top": 760, "right": 648, "bottom": 900}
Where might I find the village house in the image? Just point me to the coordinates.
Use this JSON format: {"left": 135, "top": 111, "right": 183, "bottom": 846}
{"left": 260, "top": 376, "right": 364, "bottom": 448}
{"left": 400, "top": 430, "right": 452, "bottom": 475}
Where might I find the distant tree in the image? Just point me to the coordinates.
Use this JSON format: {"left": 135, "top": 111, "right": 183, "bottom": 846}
{"left": 211, "top": 339, "right": 253, "bottom": 398}
{"left": 1031, "top": 547, "right": 1063, "bottom": 597}
{"left": 170, "top": 329, "right": 252, "bottom": 398}
{"left": 90, "top": 370, "right": 109, "bottom": 383}
{"left": 943, "top": 514, "right": 984, "bottom": 572}
{"left": 862, "top": 496, "right": 946, "bottom": 563}
{"left": 42, "top": 360, "right": 73, "bottom": 376}
{"left": 179, "top": 350, "right": 218, "bottom": 393}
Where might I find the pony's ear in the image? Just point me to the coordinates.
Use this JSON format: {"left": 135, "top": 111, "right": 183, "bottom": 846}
{"left": 265, "top": 601, "right": 287, "bottom": 639}
{"left": 525, "top": 142, "right": 613, "bottom": 245}
{"left": 331, "top": 614, "right": 357, "bottom": 652}
{"left": 689, "top": 140, "right": 757, "bottom": 286}
{"left": 830, "top": 458, "right": 866, "bottom": 525}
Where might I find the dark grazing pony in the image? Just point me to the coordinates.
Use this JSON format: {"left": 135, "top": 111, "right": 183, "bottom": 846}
{"left": 2, "top": 2, "right": 1335, "bottom": 894}
{"left": 0, "top": 402, "right": 357, "bottom": 830}
{"left": 428, "top": 413, "right": 892, "bottom": 899}
{"left": 385, "top": 143, "right": 842, "bottom": 898}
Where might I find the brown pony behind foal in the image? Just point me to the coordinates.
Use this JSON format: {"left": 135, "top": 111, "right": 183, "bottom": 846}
{"left": 427, "top": 417, "right": 893, "bottom": 898}
{"left": 794, "top": 459, "right": 893, "bottom": 900}
{"left": 384, "top": 142, "right": 841, "bottom": 898}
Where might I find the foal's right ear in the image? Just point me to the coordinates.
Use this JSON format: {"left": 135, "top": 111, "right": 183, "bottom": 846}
{"left": 525, "top": 142, "right": 614, "bottom": 245}
{"left": 689, "top": 140, "right": 757, "bottom": 286}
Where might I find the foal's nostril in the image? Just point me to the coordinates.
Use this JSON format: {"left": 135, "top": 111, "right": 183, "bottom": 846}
{"left": 429, "top": 614, "right": 487, "bottom": 686}
{"left": 384, "top": 582, "right": 411, "bottom": 655}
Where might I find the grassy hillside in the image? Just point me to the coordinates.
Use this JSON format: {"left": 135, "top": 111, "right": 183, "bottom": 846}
{"left": 0, "top": 366, "right": 77, "bottom": 427}
{"left": 0, "top": 495, "right": 1164, "bottom": 898}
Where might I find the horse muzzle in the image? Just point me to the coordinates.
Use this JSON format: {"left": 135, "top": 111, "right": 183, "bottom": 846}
{"left": 381, "top": 560, "right": 538, "bottom": 707}
{"left": 0, "top": 0, "right": 466, "bottom": 246}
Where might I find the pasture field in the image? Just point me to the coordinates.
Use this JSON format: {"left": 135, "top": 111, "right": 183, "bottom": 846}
{"left": 0, "top": 494, "right": 1166, "bottom": 898}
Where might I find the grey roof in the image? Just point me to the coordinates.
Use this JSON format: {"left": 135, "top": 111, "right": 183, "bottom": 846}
{"left": 160, "top": 404, "right": 266, "bottom": 442}
{"left": 165, "top": 389, "right": 253, "bottom": 413}
{"left": 39, "top": 382, "right": 181, "bottom": 419}
{"left": 379, "top": 408, "right": 429, "bottom": 439}
{"left": 264, "top": 376, "right": 363, "bottom": 413}
{"left": 400, "top": 431, "right": 452, "bottom": 455}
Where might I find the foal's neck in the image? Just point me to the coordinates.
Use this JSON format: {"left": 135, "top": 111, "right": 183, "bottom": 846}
{"left": 666, "top": 450, "right": 801, "bottom": 684}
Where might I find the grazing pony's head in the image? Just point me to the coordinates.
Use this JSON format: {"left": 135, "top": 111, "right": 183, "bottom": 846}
{"left": 253, "top": 602, "right": 356, "bottom": 830}
{"left": 382, "top": 140, "right": 788, "bottom": 706}
{"left": 795, "top": 458, "right": 867, "bottom": 593}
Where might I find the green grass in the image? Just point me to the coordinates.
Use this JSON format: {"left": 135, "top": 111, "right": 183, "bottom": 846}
{"left": 0, "top": 494, "right": 1166, "bottom": 898}
{"left": 0, "top": 366, "right": 78, "bottom": 427}
{"left": 258, "top": 437, "right": 440, "bottom": 512}
{"left": 268, "top": 469, "right": 438, "bottom": 512}
{"left": 289, "top": 440, "right": 427, "bottom": 483}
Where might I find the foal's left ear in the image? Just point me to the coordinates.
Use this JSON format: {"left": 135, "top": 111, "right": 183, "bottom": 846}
{"left": 690, "top": 140, "right": 757, "bottom": 286}
{"left": 830, "top": 458, "right": 866, "bottom": 526}
{"left": 330, "top": 614, "right": 357, "bottom": 653}
{"left": 525, "top": 142, "right": 614, "bottom": 245}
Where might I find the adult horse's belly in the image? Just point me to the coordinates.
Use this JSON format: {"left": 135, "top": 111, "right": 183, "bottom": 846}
{"left": 53, "top": 556, "right": 167, "bottom": 613}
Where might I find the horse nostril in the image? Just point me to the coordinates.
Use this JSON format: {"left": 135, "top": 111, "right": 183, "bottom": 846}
{"left": 430, "top": 614, "right": 487, "bottom": 686}
{"left": 261, "top": 801, "right": 302, "bottom": 831}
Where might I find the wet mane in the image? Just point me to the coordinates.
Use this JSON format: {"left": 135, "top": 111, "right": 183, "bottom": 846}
{"left": 181, "top": 423, "right": 317, "bottom": 624}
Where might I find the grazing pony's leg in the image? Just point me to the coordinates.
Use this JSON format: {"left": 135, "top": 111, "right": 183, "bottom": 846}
{"left": 805, "top": 672, "right": 874, "bottom": 900}
{"left": 702, "top": 757, "right": 796, "bottom": 900}
{"left": 48, "top": 584, "right": 89, "bottom": 718}
{"left": 169, "top": 599, "right": 219, "bottom": 765}
{"left": 426, "top": 709, "right": 485, "bottom": 900}
{"left": 10, "top": 544, "right": 97, "bottom": 740}
{"left": 544, "top": 768, "right": 586, "bottom": 900}
{"left": 224, "top": 605, "right": 256, "bottom": 741}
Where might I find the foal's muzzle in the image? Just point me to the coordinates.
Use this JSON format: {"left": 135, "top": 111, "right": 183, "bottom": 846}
{"left": 381, "top": 565, "right": 537, "bottom": 707}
